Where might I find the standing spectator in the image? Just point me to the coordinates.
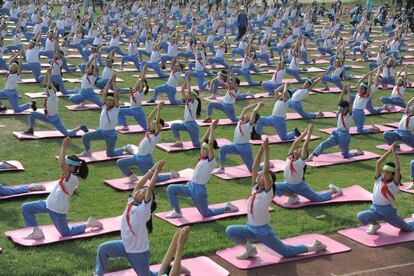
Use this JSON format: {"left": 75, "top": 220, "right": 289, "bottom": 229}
{"left": 366, "top": 0, "right": 373, "bottom": 20}
{"left": 237, "top": 6, "right": 248, "bottom": 41}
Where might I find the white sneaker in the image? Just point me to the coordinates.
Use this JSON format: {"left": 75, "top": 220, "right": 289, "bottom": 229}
{"left": 78, "top": 150, "right": 92, "bottom": 157}
{"left": 213, "top": 168, "right": 225, "bottom": 174}
{"left": 165, "top": 210, "right": 182, "bottom": 219}
{"left": 30, "top": 184, "right": 46, "bottom": 191}
{"left": 125, "top": 144, "right": 138, "bottom": 155}
{"left": 367, "top": 224, "right": 381, "bottom": 235}
{"left": 236, "top": 244, "right": 257, "bottom": 260}
{"left": 25, "top": 227, "right": 44, "bottom": 240}
{"left": 127, "top": 174, "right": 139, "bottom": 184}
{"left": 86, "top": 217, "right": 103, "bottom": 229}
{"left": 171, "top": 141, "right": 183, "bottom": 148}
{"left": 329, "top": 184, "right": 343, "bottom": 196}
{"left": 311, "top": 239, "right": 327, "bottom": 252}
{"left": 306, "top": 154, "right": 314, "bottom": 162}
{"left": 226, "top": 202, "right": 239, "bottom": 213}
{"left": 170, "top": 170, "right": 180, "bottom": 179}
{"left": 260, "top": 161, "right": 274, "bottom": 168}
{"left": 120, "top": 125, "right": 129, "bottom": 131}
{"left": 284, "top": 195, "right": 300, "bottom": 205}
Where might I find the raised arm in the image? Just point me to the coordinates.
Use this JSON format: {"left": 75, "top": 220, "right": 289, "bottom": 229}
{"left": 112, "top": 75, "right": 119, "bottom": 107}
{"left": 263, "top": 138, "right": 272, "bottom": 192}
{"left": 249, "top": 102, "right": 263, "bottom": 125}
{"left": 208, "top": 119, "right": 218, "bottom": 160}
{"left": 252, "top": 141, "right": 264, "bottom": 186}
{"left": 375, "top": 147, "right": 392, "bottom": 179}
{"left": 289, "top": 126, "right": 308, "bottom": 155}
{"left": 58, "top": 137, "right": 71, "bottom": 177}
{"left": 144, "top": 160, "right": 164, "bottom": 202}
{"left": 391, "top": 143, "right": 400, "bottom": 184}
{"left": 301, "top": 124, "right": 313, "bottom": 159}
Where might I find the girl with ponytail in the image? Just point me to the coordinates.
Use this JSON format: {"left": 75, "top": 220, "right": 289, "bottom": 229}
{"left": 21, "top": 137, "right": 103, "bottom": 240}
{"left": 95, "top": 161, "right": 164, "bottom": 276}
{"left": 118, "top": 64, "right": 150, "bottom": 132}
{"left": 170, "top": 77, "right": 202, "bottom": 148}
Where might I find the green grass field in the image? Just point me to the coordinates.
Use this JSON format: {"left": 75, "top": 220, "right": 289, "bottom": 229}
{"left": 1, "top": 3, "right": 413, "bottom": 275}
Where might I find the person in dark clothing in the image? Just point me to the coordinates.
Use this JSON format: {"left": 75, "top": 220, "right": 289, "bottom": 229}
{"left": 237, "top": 6, "right": 248, "bottom": 41}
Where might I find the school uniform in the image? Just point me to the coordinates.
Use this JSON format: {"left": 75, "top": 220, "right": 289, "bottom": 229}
{"left": 39, "top": 38, "right": 55, "bottom": 59}
{"left": 255, "top": 43, "right": 273, "bottom": 66}
{"left": 380, "top": 65, "right": 395, "bottom": 86}
{"left": 256, "top": 98, "right": 296, "bottom": 140}
{"left": 140, "top": 50, "right": 169, "bottom": 78}
{"left": 96, "top": 66, "right": 114, "bottom": 89}
{"left": 121, "top": 41, "right": 140, "bottom": 70}
{"left": 352, "top": 92, "right": 374, "bottom": 133}
{"left": 226, "top": 184, "right": 308, "bottom": 258}
{"left": 171, "top": 98, "right": 200, "bottom": 147}
{"left": 102, "top": 35, "right": 126, "bottom": 56}
{"left": 261, "top": 68, "right": 285, "bottom": 94}
{"left": 95, "top": 197, "right": 157, "bottom": 276}
{"left": 231, "top": 56, "right": 260, "bottom": 86}
{"left": 288, "top": 88, "right": 317, "bottom": 119}
{"left": 321, "top": 65, "right": 344, "bottom": 90}
{"left": 207, "top": 46, "right": 229, "bottom": 67}
{"left": 0, "top": 72, "right": 30, "bottom": 112}
{"left": 68, "top": 74, "right": 101, "bottom": 106}
{"left": 313, "top": 112, "right": 358, "bottom": 158}
{"left": 275, "top": 156, "right": 332, "bottom": 202}
{"left": 29, "top": 88, "right": 78, "bottom": 136}
{"left": 187, "top": 52, "right": 209, "bottom": 89}
{"left": 231, "top": 41, "right": 245, "bottom": 58}
{"left": 50, "top": 58, "right": 72, "bottom": 95}
{"left": 357, "top": 177, "right": 414, "bottom": 232}
{"left": 167, "top": 156, "right": 229, "bottom": 217}
{"left": 118, "top": 89, "right": 147, "bottom": 130}
{"left": 206, "top": 88, "right": 246, "bottom": 122}
{"left": 219, "top": 121, "right": 254, "bottom": 172}
{"left": 160, "top": 42, "right": 179, "bottom": 64}
{"left": 380, "top": 85, "right": 406, "bottom": 108}
{"left": 384, "top": 113, "right": 414, "bottom": 148}
{"left": 286, "top": 57, "right": 304, "bottom": 83}
{"left": 117, "top": 131, "right": 170, "bottom": 182}
{"left": 369, "top": 52, "right": 386, "bottom": 71}
{"left": 21, "top": 46, "right": 42, "bottom": 82}
{"left": 82, "top": 105, "right": 124, "bottom": 157}
{"left": 149, "top": 70, "right": 182, "bottom": 105}
{"left": 21, "top": 174, "right": 87, "bottom": 236}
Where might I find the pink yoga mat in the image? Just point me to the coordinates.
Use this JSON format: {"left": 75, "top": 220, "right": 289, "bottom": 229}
{"left": 376, "top": 144, "right": 414, "bottom": 155}
{"left": 273, "top": 185, "right": 372, "bottom": 208}
{"left": 155, "top": 199, "right": 274, "bottom": 227}
{"left": 213, "top": 160, "right": 285, "bottom": 180}
{"left": 216, "top": 234, "right": 351, "bottom": 269}
{"left": 0, "top": 181, "right": 55, "bottom": 200}
{"left": 55, "top": 151, "right": 132, "bottom": 164}
{"left": 103, "top": 169, "right": 194, "bottom": 191}
{"left": 311, "top": 87, "right": 356, "bottom": 94}
{"left": 365, "top": 106, "right": 404, "bottom": 116}
{"left": 319, "top": 125, "right": 395, "bottom": 136}
{"left": 156, "top": 139, "right": 231, "bottom": 152}
{"left": 13, "top": 129, "right": 92, "bottom": 140}
{"left": 338, "top": 218, "right": 414, "bottom": 247}
{"left": 196, "top": 118, "right": 237, "bottom": 127}
{"left": 25, "top": 92, "right": 68, "bottom": 99}
{"left": 0, "top": 108, "right": 44, "bottom": 116}
{"left": 5, "top": 216, "right": 122, "bottom": 247}
{"left": 0, "top": 161, "right": 24, "bottom": 172}
{"left": 384, "top": 122, "right": 399, "bottom": 128}
{"left": 105, "top": 256, "right": 229, "bottom": 276}
{"left": 250, "top": 135, "right": 320, "bottom": 145}
{"left": 285, "top": 111, "right": 337, "bottom": 120}
{"left": 400, "top": 182, "right": 414, "bottom": 194}
{"left": 306, "top": 151, "right": 380, "bottom": 168}
{"left": 115, "top": 120, "right": 180, "bottom": 134}
{"left": 65, "top": 103, "right": 131, "bottom": 111}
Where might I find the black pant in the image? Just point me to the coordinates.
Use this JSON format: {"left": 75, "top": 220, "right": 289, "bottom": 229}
{"left": 237, "top": 26, "right": 247, "bottom": 41}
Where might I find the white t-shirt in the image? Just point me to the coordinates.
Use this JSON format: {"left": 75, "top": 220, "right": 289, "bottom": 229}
{"left": 289, "top": 57, "right": 300, "bottom": 70}
{"left": 121, "top": 197, "right": 152, "bottom": 253}
{"left": 191, "top": 157, "right": 216, "bottom": 185}
{"left": 247, "top": 185, "right": 273, "bottom": 226}
{"left": 271, "top": 69, "right": 286, "bottom": 83}
{"left": 167, "top": 43, "right": 179, "bottom": 57}
{"left": 137, "top": 132, "right": 161, "bottom": 156}
{"left": 223, "top": 89, "right": 239, "bottom": 105}
{"left": 391, "top": 85, "right": 405, "bottom": 98}
{"left": 99, "top": 105, "right": 120, "bottom": 130}
{"left": 272, "top": 99, "right": 288, "bottom": 118}
{"left": 284, "top": 156, "right": 305, "bottom": 185}
{"left": 337, "top": 112, "right": 351, "bottom": 131}
{"left": 372, "top": 177, "right": 398, "bottom": 205}
{"left": 51, "top": 59, "right": 63, "bottom": 76}
{"left": 150, "top": 51, "right": 160, "bottom": 63}
{"left": 382, "top": 66, "right": 395, "bottom": 78}
{"left": 5, "top": 73, "right": 20, "bottom": 90}
{"left": 291, "top": 88, "right": 309, "bottom": 102}
{"left": 81, "top": 74, "right": 97, "bottom": 90}
{"left": 184, "top": 99, "right": 198, "bottom": 121}
{"left": 130, "top": 90, "right": 142, "bottom": 108}
{"left": 101, "top": 66, "right": 114, "bottom": 80}
{"left": 46, "top": 174, "right": 78, "bottom": 214}
{"left": 46, "top": 90, "right": 59, "bottom": 116}
{"left": 166, "top": 71, "right": 181, "bottom": 88}
{"left": 26, "top": 46, "right": 40, "bottom": 63}
{"left": 398, "top": 114, "right": 414, "bottom": 131}
{"left": 234, "top": 121, "right": 252, "bottom": 144}
{"left": 241, "top": 56, "right": 251, "bottom": 69}
{"left": 45, "top": 38, "right": 55, "bottom": 51}
{"left": 331, "top": 66, "right": 344, "bottom": 77}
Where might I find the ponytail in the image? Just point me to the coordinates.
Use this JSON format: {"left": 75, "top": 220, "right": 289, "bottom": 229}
{"left": 143, "top": 79, "right": 149, "bottom": 95}
{"left": 146, "top": 193, "right": 157, "bottom": 234}
{"left": 195, "top": 96, "right": 202, "bottom": 117}
{"left": 67, "top": 155, "right": 89, "bottom": 179}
